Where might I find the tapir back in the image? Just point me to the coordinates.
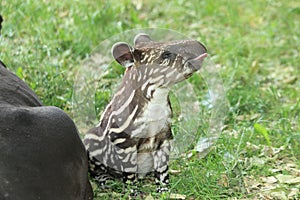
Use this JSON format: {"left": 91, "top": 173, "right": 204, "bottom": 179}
{"left": 0, "top": 63, "right": 93, "bottom": 199}
{"left": 0, "top": 63, "right": 42, "bottom": 107}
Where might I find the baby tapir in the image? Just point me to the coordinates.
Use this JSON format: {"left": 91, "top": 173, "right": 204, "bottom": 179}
{"left": 0, "top": 62, "right": 93, "bottom": 199}
{"left": 83, "top": 33, "right": 207, "bottom": 192}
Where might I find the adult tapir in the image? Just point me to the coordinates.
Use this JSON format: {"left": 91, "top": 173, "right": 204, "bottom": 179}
{"left": 0, "top": 16, "right": 93, "bottom": 200}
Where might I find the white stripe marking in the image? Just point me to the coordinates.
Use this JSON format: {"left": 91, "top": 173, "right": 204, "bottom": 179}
{"left": 131, "top": 123, "right": 146, "bottom": 137}
{"left": 97, "top": 86, "right": 126, "bottom": 125}
{"left": 124, "top": 166, "right": 137, "bottom": 173}
{"left": 137, "top": 72, "right": 142, "bottom": 82}
{"left": 161, "top": 67, "right": 169, "bottom": 73}
{"left": 90, "top": 148, "right": 104, "bottom": 157}
{"left": 123, "top": 153, "right": 131, "bottom": 162}
{"left": 84, "top": 133, "right": 105, "bottom": 141}
{"left": 149, "top": 68, "right": 154, "bottom": 75}
{"left": 150, "top": 75, "right": 164, "bottom": 84}
{"left": 146, "top": 84, "right": 156, "bottom": 98}
{"left": 141, "top": 79, "right": 150, "bottom": 91}
{"left": 166, "top": 70, "right": 177, "bottom": 78}
{"left": 104, "top": 90, "right": 136, "bottom": 134}
{"left": 175, "top": 73, "right": 184, "bottom": 80}
{"left": 113, "top": 138, "right": 126, "bottom": 144}
{"left": 125, "top": 146, "right": 136, "bottom": 154}
{"left": 109, "top": 104, "right": 138, "bottom": 133}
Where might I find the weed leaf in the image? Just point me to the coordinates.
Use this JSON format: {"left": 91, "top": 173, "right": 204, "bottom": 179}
{"left": 254, "top": 123, "right": 271, "bottom": 145}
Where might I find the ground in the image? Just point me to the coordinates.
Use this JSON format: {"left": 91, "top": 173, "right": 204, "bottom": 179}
{"left": 0, "top": 0, "right": 299, "bottom": 199}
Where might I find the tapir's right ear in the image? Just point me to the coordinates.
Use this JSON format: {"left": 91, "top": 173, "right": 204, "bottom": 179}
{"left": 134, "top": 33, "right": 152, "bottom": 46}
{"left": 111, "top": 42, "right": 134, "bottom": 68}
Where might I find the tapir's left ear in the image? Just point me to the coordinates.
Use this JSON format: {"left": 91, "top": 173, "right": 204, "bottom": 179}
{"left": 111, "top": 42, "right": 134, "bottom": 68}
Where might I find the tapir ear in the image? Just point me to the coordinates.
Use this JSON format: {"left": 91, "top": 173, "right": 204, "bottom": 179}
{"left": 111, "top": 42, "right": 134, "bottom": 68}
{"left": 134, "top": 33, "right": 152, "bottom": 46}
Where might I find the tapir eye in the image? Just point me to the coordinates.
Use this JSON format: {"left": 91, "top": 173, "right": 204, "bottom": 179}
{"left": 161, "top": 51, "right": 173, "bottom": 60}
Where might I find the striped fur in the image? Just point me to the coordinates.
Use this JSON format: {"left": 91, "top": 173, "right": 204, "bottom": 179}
{"left": 83, "top": 33, "right": 207, "bottom": 192}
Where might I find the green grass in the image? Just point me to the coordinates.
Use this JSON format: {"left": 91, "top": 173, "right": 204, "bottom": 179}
{"left": 1, "top": 0, "right": 299, "bottom": 199}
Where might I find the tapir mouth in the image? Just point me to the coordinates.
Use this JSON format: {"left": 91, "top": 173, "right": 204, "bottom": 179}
{"left": 185, "top": 52, "right": 208, "bottom": 72}
{"left": 193, "top": 52, "right": 208, "bottom": 62}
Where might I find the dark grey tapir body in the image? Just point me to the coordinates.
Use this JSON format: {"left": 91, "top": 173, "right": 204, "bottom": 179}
{"left": 0, "top": 15, "right": 93, "bottom": 200}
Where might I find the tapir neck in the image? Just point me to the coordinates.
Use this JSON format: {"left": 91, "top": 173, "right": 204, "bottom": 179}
{"left": 97, "top": 65, "right": 171, "bottom": 132}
